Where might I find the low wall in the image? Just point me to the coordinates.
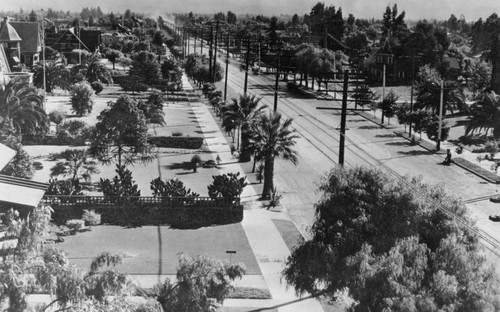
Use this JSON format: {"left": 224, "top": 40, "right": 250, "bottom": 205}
{"left": 42, "top": 196, "right": 243, "bottom": 229}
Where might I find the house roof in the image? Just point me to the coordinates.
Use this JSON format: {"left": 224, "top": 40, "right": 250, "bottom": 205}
{"left": 0, "top": 21, "right": 22, "bottom": 42}
{"left": 0, "top": 144, "right": 16, "bottom": 169}
{"left": 9, "top": 22, "right": 41, "bottom": 53}
{"left": 0, "top": 174, "right": 48, "bottom": 207}
{"left": 0, "top": 45, "right": 11, "bottom": 73}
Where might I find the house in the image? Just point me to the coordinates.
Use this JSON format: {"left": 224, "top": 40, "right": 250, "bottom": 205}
{"left": 9, "top": 21, "right": 41, "bottom": 66}
{"left": 364, "top": 42, "right": 414, "bottom": 84}
{"left": 0, "top": 143, "right": 49, "bottom": 214}
{"left": 0, "top": 17, "right": 22, "bottom": 69}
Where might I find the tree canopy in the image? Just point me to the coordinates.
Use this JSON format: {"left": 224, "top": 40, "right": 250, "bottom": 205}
{"left": 89, "top": 95, "right": 155, "bottom": 167}
{"left": 283, "top": 166, "right": 499, "bottom": 312}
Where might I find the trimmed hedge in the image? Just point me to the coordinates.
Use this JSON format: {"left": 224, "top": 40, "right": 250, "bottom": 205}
{"left": 149, "top": 136, "right": 204, "bottom": 149}
{"left": 50, "top": 202, "right": 243, "bottom": 229}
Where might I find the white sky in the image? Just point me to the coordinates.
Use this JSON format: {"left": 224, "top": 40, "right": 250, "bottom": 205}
{"left": 2, "top": 0, "right": 499, "bottom": 22}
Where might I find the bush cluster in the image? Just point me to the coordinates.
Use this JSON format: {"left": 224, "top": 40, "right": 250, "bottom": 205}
{"left": 148, "top": 136, "right": 204, "bottom": 149}
{"left": 50, "top": 201, "right": 243, "bottom": 229}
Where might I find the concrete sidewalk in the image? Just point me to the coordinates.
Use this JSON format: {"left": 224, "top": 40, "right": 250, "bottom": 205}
{"left": 182, "top": 75, "right": 325, "bottom": 312}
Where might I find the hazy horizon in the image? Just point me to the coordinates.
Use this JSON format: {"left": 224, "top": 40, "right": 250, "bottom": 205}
{"left": 2, "top": 0, "right": 499, "bottom": 22}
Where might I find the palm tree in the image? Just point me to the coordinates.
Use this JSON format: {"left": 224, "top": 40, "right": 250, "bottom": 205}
{"left": 249, "top": 111, "right": 299, "bottom": 199}
{"left": 50, "top": 149, "right": 100, "bottom": 182}
{"left": 0, "top": 77, "right": 49, "bottom": 136}
{"left": 71, "top": 53, "right": 113, "bottom": 84}
{"left": 32, "top": 60, "right": 71, "bottom": 94}
{"left": 221, "top": 94, "right": 265, "bottom": 162}
{"left": 465, "top": 91, "right": 500, "bottom": 137}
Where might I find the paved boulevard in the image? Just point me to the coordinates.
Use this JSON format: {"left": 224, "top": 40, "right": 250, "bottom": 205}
{"left": 212, "top": 53, "right": 500, "bottom": 257}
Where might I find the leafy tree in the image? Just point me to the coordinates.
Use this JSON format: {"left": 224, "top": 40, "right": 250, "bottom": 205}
{"left": 150, "top": 177, "right": 199, "bottom": 197}
{"left": 130, "top": 51, "right": 162, "bottom": 86}
{"left": 137, "top": 92, "right": 166, "bottom": 128}
{"left": 151, "top": 254, "right": 245, "bottom": 312}
{"left": 468, "top": 60, "right": 492, "bottom": 96}
{"left": 352, "top": 83, "right": 379, "bottom": 107}
{"left": 100, "top": 164, "right": 141, "bottom": 197}
{"left": 28, "top": 10, "right": 38, "bottom": 22}
{"left": 89, "top": 95, "right": 155, "bottom": 167}
{"left": 227, "top": 11, "right": 237, "bottom": 24}
{"left": 0, "top": 117, "right": 33, "bottom": 179}
{"left": 395, "top": 102, "right": 411, "bottom": 131}
{"left": 32, "top": 60, "right": 70, "bottom": 93}
{"left": 283, "top": 166, "right": 498, "bottom": 312}
{"left": 70, "top": 82, "right": 95, "bottom": 116}
{"left": 0, "top": 77, "right": 49, "bottom": 136}
{"left": 0, "top": 204, "right": 148, "bottom": 311}
{"left": 465, "top": 91, "right": 500, "bottom": 137}
{"left": 249, "top": 112, "right": 299, "bottom": 199}
{"left": 424, "top": 114, "right": 450, "bottom": 142}
{"left": 294, "top": 44, "right": 316, "bottom": 88}
{"left": 221, "top": 94, "right": 265, "bottom": 162}
{"left": 105, "top": 49, "right": 123, "bottom": 69}
{"left": 379, "top": 90, "right": 398, "bottom": 124}
{"left": 207, "top": 172, "right": 248, "bottom": 203}
{"left": 49, "top": 149, "right": 99, "bottom": 182}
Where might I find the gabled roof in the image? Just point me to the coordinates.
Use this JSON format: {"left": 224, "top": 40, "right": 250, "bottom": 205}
{"left": 9, "top": 22, "right": 41, "bottom": 53}
{"left": 0, "top": 174, "right": 48, "bottom": 207}
{"left": 0, "top": 22, "right": 22, "bottom": 42}
{"left": 0, "top": 143, "right": 49, "bottom": 207}
{"left": 0, "top": 45, "right": 11, "bottom": 73}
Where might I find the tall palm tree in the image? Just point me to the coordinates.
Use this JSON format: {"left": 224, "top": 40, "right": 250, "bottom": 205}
{"left": 71, "top": 53, "right": 113, "bottom": 84}
{"left": 221, "top": 94, "right": 265, "bottom": 162}
{"left": 465, "top": 91, "right": 500, "bottom": 137}
{"left": 0, "top": 77, "right": 49, "bottom": 136}
{"left": 249, "top": 111, "right": 299, "bottom": 199}
{"left": 32, "top": 60, "right": 71, "bottom": 94}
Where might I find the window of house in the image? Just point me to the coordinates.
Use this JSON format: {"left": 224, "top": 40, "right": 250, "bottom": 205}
{"left": 387, "top": 56, "right": 393, "bottom": 65}
{"left": 398, "top": 71, "right": 405, "bottom": 78}
{"left": 377, "top": 56, "right": 383, "bottom": 63}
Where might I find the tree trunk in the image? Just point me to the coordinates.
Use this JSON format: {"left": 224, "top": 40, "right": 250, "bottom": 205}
{"left": 239, "top": 124, "right": 252, "bottom": 162}
{"left": 262, "top": 155, "right": 274, "bottom": 199}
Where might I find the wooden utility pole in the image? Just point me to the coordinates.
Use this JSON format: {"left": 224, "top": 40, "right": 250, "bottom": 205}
{"left": 273, "top": 43, "right": 281, "bottom": 112}
{"left": 381, "top": 64, "right": 386, "bottom": 124}
{"left": 212, "top": 20, "right": 219, "bottom": 82}
{"left": 339, "top": 71, "right": 349, "bottom": 166}
{"left": 243, "top": 36, "right": 250, "bottom": 95}
{"left": 209, "top": 24, "right": 213, "bottom": 80}
{"left": 224, "top": 31, "right": 230, "bottom": 102}
{"left": 437, "top": 79, "right": 444, "bottom": 151}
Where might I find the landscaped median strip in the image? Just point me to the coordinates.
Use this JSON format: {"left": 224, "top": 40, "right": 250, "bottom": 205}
{"left": 453, "top": 158, "right": 500, "bottom": 184}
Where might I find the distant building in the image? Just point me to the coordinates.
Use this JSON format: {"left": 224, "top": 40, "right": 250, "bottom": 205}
{"left": 364, "top": 42, "right": 414, "bottom": 84}
{"left": 9, "top": 21, "right": 41, "bottom": 66}
{"left": 0, "top": 17, "right": 22, "bottom": 69}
